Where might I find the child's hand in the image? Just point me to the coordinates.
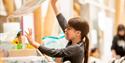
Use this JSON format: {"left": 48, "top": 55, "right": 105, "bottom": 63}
{"left": 25, "top": 28, "right": 34, "bottom": 45}
{"left": 25, "top": 28, "right": 40, "bottom": 48}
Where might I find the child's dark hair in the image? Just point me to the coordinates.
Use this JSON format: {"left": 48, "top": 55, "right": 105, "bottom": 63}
{"left": 16, "top": 31, "right": 22, "bottom": 38}
{"left": 117, "top": 24, "right": 125, "bottom": 31}
{"left": 117, "top": 24, "right": 125, "bottom": 36}
{"left": 90, "top": 47, "right": 98, "bottom": 56}
{"left": 68, "top": 17, "right": 89, "bottom": 63}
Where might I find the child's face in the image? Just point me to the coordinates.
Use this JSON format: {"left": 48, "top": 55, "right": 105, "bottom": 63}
{"left": 64, "top": 26, "right": 78, "bottom": 41}
{"left": 18, "top": 32, "right": 22, "bottom": 41}
{"left": 118, "top": 30, "right": 125, "bottom": 36}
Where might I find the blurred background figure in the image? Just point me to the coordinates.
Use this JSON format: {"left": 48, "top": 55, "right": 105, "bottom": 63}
{"left": 111, "top": 24, "right": 125, "bottom": 59}
{"left": 11, "top": 31, "right": 34, "bottom": 49}
{"left": 11, "top": 31, "right": 22, "bottom": 45}
{"left": 89, "top": 47, "right": 101, "bottom": 63}
{"left": 11, "top": 31, "right": 23, "bottom": 49}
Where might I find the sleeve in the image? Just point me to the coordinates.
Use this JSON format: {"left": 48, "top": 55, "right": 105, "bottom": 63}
{"left": 111, "top": 36, "right": 117, "bottom": 50}
{"left": 56, "top": 13, "right": 68, "bottom": 32}
{"left": 38, "top": 45, "right": 81, "bottom": 57}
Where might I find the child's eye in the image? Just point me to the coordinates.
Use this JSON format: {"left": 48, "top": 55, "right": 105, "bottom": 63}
{"left": 66, "top": 25, "right": 73, "bottom": 30}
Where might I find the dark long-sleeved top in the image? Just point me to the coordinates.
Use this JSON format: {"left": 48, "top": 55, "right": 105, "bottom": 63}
{"left": 111, "top": 35, "right": 125, "bottom": 57}
{"left": 38, "top": 14, "right": 84, "bottom": 63}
